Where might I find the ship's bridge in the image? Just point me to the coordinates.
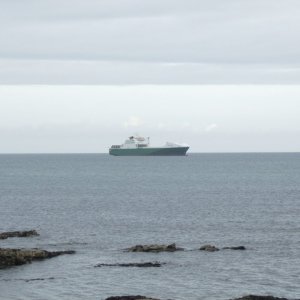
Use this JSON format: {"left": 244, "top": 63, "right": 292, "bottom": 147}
{"left": 122, "top": 136, "right": 149, "bottom": 149}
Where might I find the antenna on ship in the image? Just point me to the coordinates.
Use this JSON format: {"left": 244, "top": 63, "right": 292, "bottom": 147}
{"left": 147, "top": 137, "right": 150, "bottom": 145}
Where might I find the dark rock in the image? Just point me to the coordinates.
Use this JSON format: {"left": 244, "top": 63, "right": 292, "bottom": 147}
{"left": 1, "top": 277, "right": 56, "bottom": 282}
{"left": 105, "top": 296, "right": 160, "bottom": 300}
{"left": 125, "top": 243, "right": 184, "bottom": 253}
{"left": 23, "top": 277, "right": 55, "bottom": 282}
{"left": 0, "top": 230, "right": 39, "bottom": 240}
{"left": 0, "top": 248, "right": 75, "bottom": 268}
{"left": 166, "top": 243, "right": 177, "bottom": 251}
{"left": 223, "top": 246, "right": 246, "bottom": 250}
{"left": 199, "top": 244, "right": 220, "bottom": 252}
{"left": 95, "top": 262, "right": 164, "bottom": 268}
{"left": 232, "top": 295, "right": 296, "bottom": 300}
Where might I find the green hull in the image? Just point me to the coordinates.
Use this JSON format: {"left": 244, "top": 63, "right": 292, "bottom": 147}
{"left": 109, "top": 147, "right": 189, "bottom": 156}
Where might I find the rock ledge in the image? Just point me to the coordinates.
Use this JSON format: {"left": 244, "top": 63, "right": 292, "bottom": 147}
{"left": 0, "top": 248, "right": 75, "bottom": 268}
{"left": 199, "top": 244, "right": 220, "bottom": 252}
{"left": 125, "top": 243, "right": 183, "bottom": 253}
{"left": 95, "top": 262, "right": 164, "bottom": 268}
{"left": 0, "top": 230, "right": 39, "bottom": 240}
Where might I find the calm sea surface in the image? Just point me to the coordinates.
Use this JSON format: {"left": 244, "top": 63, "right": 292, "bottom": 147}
{"left": 0, "top": 153, "right": 299, "bottom": 300}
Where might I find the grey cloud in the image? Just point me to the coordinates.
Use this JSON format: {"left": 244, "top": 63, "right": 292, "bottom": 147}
{"left": 1, "top": 59, "right": 299, "bottom": 84}
{"left": 0, "top": 0, "right": 300, "bottom": 84}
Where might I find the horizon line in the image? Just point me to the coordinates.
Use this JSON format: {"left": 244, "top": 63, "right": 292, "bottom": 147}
{"left": 0, "top": 151, "right": 299, "bottom": 155}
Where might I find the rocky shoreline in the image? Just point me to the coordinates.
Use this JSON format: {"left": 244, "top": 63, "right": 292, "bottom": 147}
{"left": 0, "top": 230, "right": 75, "bottom": 268}
{"left": 1, "top": 231, "right": 296, "bottom": 300}
{"left": 0, "top": 235, "right": 248, "bottom": 269}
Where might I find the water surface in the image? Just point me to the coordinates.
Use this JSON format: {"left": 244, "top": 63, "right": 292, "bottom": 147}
{"left": 0, "top": 153, "right": 299, "bottom": 300}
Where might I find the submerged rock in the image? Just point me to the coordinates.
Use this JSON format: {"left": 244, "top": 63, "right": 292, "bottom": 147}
{"left": 125, "top": 243, "right": 183, "bottom": 253}
{"left": 22, "top": 277, "right": 56, "bottom": 282}
{"left": 105, "top": 296, "right": 160, "bottom": 300}
{"left": 199, "top": 244, "right": 220, "bottom": 252}
{"left": 232, "top": 295, "right": 296, "bottom": 300}
{"left": 223, "top": 246, "right": 246, "bottom": 250}
{"left": 0, "top": 230, "right": 39, "bottom": 240}
{"left": 0, "top": 248, "right": 75, "bottom": 268}
{"left": 95, "top": 262, "right": 164, "bottom": 268}
{"left": 1, "top": 277, "right": 56, "bottom": 283}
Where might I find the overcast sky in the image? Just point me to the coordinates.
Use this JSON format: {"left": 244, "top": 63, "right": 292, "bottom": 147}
{"left": 1, "top": 0, "right": 300, "bottom": 84}
{"left": 0, "top": 1, "right": 299, "bottom": 152}
{"left": 1, "top": 85, "right": 300, "bottom": 153}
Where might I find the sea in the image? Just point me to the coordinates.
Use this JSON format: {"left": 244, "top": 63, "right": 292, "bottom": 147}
{"left": 0, "top": 153, "right": 299, "bottom": 300}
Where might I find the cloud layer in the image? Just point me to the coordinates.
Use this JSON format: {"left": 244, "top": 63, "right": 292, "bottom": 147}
{"left": 1, "top": 0, "right": 300, "bottom": 84}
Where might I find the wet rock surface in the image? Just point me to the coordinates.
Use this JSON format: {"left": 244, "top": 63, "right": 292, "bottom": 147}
{"left": 199, "top": 244, "right": 220, "bottom": 252}
{"left": 232, "top": 295, "right": 298, "bottom": 300}
{"left": 0, "top": 248, "right": 75, "bottom": 268}
{"left": 125, "top": 243, "right": 183, "bottom": 252}
{"left": 105, "top": 296, "right": 161, "bottom": 300}
{"left": 95, "top": 262, "right": 164, "bottom": 268}
{"left": 0, "top": 230, "right": 39, "bottom": 240}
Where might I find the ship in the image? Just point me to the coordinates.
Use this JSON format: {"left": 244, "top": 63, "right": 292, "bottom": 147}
{"left": 109, "top": 136, "right": 189, "bottom": 156}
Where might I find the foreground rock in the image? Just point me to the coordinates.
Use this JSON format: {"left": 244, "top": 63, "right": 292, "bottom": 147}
{"left": 0, "top": 230, "right": 39, "bottom": 240}
{"left": 0, "top": 248, "right": 75, "bottom": 268}
{"left": 199, "top": 244, "right": 220, "bottom": 252}
{"left": 95, "top": 262, "right": 164, "bottom": 268}
{"left": 125, "top": 243, "right": 183, "bottom": 253}
{"left": 223, "top": 246, "right": 246, "bottom": 250}
{"left": 232, "top": 295, "right": 297, "bottom": 300}
{"left": 105, "top": 296, "right": 160, "bottom": 300}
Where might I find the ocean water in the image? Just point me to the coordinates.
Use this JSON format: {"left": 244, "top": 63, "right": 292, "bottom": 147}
{"left": 0, "top": 153, "right": 299, "bottom": 300}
